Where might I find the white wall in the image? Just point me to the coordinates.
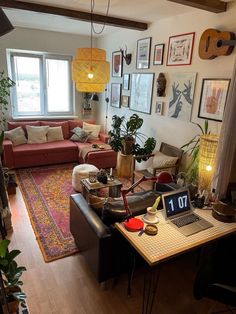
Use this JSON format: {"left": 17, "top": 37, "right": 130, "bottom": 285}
{"left": 97, "top": 2, "right": 236, "bottom": 169}
{"left": 0, "top": 27, "right": 96, "bottom": 118}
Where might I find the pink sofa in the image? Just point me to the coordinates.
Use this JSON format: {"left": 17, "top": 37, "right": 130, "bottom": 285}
{"left": 3, "top": 120, "right": 117, "bottom": 169}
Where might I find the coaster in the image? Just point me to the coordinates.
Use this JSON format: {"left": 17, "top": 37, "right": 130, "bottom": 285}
{"left": 142, "top": 214, "right": 159, "bottom": 224}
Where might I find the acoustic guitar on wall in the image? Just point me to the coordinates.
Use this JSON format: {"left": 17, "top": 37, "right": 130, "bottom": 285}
{"left": 199, "top": 28, "right": 236, "bottom": 59}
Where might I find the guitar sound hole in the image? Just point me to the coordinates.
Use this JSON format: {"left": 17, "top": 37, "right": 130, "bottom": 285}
{"left": 217, "top": 40, "right": 223, "bottom": 48}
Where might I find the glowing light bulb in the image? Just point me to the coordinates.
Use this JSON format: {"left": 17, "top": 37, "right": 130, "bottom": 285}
{"left": 206, "top": 165, "right": 212, "bottom": 172}
{"left": 88, "top": 72, "right": 94, "bottom": 79}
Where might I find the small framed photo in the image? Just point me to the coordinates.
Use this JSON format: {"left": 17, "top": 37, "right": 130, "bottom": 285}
{"left": 111, "top": 83, "right": 121, "bottom": 108}
{"left": 112, "top": 51, "right": 123, "bottom": 77}
{"left": 136, "top": 37, "right": 152, "bottom": 69}
{"left": 167, "top": 32, "right": 195, "bottom": 66}
{"left": 153, "top": 44, "right": 165, "bottom": 65}
{"left": 155, "top": 101, "right": 163, "bottom": 115}
{"left": 198, "top": 78, "right": 230, "bottom": 122}
{"left": 122, "top": 95, "right": 129, "bottom": 108}
{"left": 123, "top": 73, "right": 130, "bottom": 90}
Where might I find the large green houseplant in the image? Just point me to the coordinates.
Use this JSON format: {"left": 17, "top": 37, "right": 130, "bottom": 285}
{"left": 0, "top": 71, "right": 15, "bottom": 154}
{"left": 181, "top": 120, "right": 210, "bottom": 185}
{"left": 0, "top": 239, "right": 26, "bottom": 313}
{"left": 108, "top": 114, "right": 156, "bottom": 161}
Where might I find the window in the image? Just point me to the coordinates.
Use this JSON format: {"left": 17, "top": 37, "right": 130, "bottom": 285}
{"left": 9, "top": 51, "right": 73, "bottom": 117}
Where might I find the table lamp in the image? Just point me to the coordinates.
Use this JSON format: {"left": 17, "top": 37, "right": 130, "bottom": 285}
{"left": 121, "top": 176, "right": 158, "bottom": 231}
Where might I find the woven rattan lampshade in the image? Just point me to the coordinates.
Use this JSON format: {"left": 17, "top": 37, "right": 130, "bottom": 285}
{"left": 72, "top": 48, "right": 110, "bottom": 92}
{"left": 198, "top": 134, "right": 219, "bottom": 192}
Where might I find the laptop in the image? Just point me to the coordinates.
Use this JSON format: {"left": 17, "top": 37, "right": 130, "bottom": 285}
{"left": 162, "top": 188, "right": 213, "bottom": 236}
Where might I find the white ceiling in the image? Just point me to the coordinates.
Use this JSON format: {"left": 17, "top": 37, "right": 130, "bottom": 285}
{"left": 2, "top": 0, "right": 196, "bottom": 37}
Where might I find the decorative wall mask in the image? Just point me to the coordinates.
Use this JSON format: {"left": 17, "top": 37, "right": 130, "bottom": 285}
{"left": 156, "top": 73, "right": 166, "bottom": 97}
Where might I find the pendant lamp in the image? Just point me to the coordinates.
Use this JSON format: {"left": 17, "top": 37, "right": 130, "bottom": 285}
{"left": 72, "top": 1, "right": 110, "bottom": 93}
{"left": 0, "top": 8, "right": 14, "bottom": 37}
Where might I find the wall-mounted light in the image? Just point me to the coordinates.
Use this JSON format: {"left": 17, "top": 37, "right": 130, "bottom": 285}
{"left": 0, "top": 8, "right": 14, "bottom": 37}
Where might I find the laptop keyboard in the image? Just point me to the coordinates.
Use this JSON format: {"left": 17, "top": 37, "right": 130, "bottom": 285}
{"left": 172, "top": 214, "right": 200, "bottom": 228}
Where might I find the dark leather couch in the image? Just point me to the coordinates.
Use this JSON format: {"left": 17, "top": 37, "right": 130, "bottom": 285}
{"left": 70, "top": 191, "right": 160, "bottom": 283}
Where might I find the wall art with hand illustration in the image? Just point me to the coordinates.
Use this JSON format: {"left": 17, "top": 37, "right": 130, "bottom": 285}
{"left": 168, "top": 72, "right": 197, "bottom": 121}
{"left": 198, "top": 79, "right": 230, "bottom": 122}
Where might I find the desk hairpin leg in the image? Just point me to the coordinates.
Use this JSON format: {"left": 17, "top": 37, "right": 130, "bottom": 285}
{"left": 142, "top": 265, "right": 162, "bottom": 314}
{"left": 127, "top": 249, "right": 136, "bottom": 296}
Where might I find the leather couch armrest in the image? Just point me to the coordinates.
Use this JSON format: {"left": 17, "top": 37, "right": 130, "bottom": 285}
{"left": 3, "top": 140, "right": 14, "bottom": 168}
{"left": 99, "top": 132, "right": 109, "bottom": 144}
{"left": 70, "top": 193, "right": 110, "bottom": 238}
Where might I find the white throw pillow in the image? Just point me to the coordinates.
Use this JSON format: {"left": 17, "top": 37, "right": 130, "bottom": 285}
{"left": 4, "top": 127, "right": 27, "bottom": 146}
{"left": 26, "top": 125, "right": 49, "bottom": 144}
{"left": 83, "top": 122, "right": 101, "bottom": 139}
{"left": 152, "top": 151, "right": 179, "bottom": 168}
{"left": 47, "top": 126, "right": 64, "bottom": 142}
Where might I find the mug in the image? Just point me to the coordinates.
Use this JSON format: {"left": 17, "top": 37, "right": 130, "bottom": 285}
{"left": 88, "top": 171, "right": 98, "bottom": 183}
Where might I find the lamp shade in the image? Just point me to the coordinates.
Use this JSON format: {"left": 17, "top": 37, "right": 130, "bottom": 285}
{"left": 72, "top": 48, "right": 110, "bottom": 92}
{"left": 0, "top": 8, "right": 14, "bottom": 37}
{"left": 198, "top": 134, "right": 219, "bottom": 192}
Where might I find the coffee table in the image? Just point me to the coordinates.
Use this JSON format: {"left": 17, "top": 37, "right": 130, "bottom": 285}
{"left": 80, "top": 177, "right": 122, "bottom": 200}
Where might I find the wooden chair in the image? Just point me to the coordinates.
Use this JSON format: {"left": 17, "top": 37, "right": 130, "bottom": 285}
{"left": 132, "top": 142, "right": 184, "bottom": 187}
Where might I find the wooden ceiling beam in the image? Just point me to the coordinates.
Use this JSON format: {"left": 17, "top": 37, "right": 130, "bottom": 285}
{"left": 0, "top": 0, "right": 148, "bottom": 31}
{"left": 167, "top": 0, "right": 227, "bottom": 13}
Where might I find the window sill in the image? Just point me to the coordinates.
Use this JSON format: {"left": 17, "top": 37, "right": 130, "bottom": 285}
{"left": 12, "top": 116, "right": 78, "bottom": 121}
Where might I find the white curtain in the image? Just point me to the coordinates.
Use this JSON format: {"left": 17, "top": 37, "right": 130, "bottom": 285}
{"left": 214, "top": 58, "right": 236, "bottom": 198}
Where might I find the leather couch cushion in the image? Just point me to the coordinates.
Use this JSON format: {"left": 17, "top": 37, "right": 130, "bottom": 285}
{"left": 8, "top": 121, "right": 41, "bottom": 134}
{"left": 102, "top": 190, "right": 161, "bottom": 225}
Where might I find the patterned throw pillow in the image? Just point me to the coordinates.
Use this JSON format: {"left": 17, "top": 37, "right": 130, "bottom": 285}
{"left": 70, "top": 127, "right": 91, "bottom": 143}
{"left": 152, "top": 151, "right": 178, "bottom": 168}
{"left": 4, "top": 127, "right": 27, "bottom": 146}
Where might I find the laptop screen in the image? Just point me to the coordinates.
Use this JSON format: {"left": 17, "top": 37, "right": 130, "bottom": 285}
{"left": 162, "top": 189, "right": 191, "bottom": 218}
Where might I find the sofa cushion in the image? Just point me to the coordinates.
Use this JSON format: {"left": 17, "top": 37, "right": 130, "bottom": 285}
{"left": 12, "top": 140, "right": 77, "bottom": 156}
{"left": 26, "top": 125, "right": 49, "bottom": 144}
{"left": 4, "top": 127, "right": 27, "bottom": 146}
{"left": 40, "top": 121, "right": 69, "bottom": 139}
{"left": 83, "top": 122, "right": 101, "bottom": 140}
{"left": 68, "top": 119, "right": 95, "bottom": 137}
{"left": 70, "top": 127, "right": 91, "bottom": 143}
{"left": 47, "top": 126, "right": 64, "bottom": 142}
{"left": 8, "top": 121, "right": 41, "bottom": 134}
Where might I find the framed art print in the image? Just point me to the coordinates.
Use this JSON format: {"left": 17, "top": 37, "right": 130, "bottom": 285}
{"left": 123, "top": 73, "right": 130, "bottom": 90}
{"left": 122, "top": 95, "right": 129, "bottom": 107}
{"left": 112, "top": 51, "right": 123, "bottom": 77}
{"left": 155, "top": 101, "right": 163, "bottom": 115}
{"left": 130, "top": 73, "right": 154, "bottom": 114}
{"left": 111, "top": 83, "right": 121, "bottom": 108}
{"left": 198, "top": 79, "right": 230, "bottom": 122}
{"left": 153, "top": 44, "right": 164, "bottom": 65}
{"left": 136, "top": 37, "right": 152, "bottom": 69}
{"left": 167, "top": 32, "right": 195, "bottom": 66}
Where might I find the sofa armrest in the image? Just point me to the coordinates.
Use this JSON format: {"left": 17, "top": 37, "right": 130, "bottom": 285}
{"left": 99, "top": 132, "right": 109, "bottom": 144}
{"left": 2, "top": 140, "right": 14, "bottom": 168}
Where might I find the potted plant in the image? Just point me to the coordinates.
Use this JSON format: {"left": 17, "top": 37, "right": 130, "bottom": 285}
{"left": 108, "top": 114, "right": 156, "bottom": 158}
{"left": 181, "top": 120, "right": 210, "bottom": 185}
{"left": 0, "top": 71, "right": 15, "bottom": 155}
{"left": 0, "top": 239, "right": 26, "bottom": 313}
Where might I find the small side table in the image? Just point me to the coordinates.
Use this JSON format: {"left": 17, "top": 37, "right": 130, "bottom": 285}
{"left": 80, "top": 178, "right": 122, "bottom": 200}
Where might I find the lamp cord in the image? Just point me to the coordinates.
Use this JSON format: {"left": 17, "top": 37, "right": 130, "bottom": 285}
{"left": 91, "top": 0, "right": 111, "bottom": 35}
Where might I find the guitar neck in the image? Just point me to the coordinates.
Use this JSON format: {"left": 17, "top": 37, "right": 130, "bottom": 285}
{"left": 218, "top": 39, "right": 236, "bottom": 47}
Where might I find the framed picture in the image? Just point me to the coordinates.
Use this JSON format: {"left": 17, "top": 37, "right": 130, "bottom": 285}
{"left": 123, "top": 73, "right": 130, "bottom": 90}
{"left": 122, "top": 95, "right": 129, "bottom": 107}
{"left": 136, "top": 37, "right": 152, "bottom": 69}
{"left": 167, "top": 32, "right": 195, "bottom": 66}
{"left": 198, "top": 79, "right": 230, "bottom": 122}
{"left": 130, "top": 73, "right": 154, "bottom": 114}
{"left": 111, "top": 83, "right": 121, "bottom": 108}
{"left": 155, "top": 101, "right": 163, "bottom": 115}
{"left": 112, "top": 51, "right": 123, "bottom": 77}
{"left": 168, "top": 72, "right": 197, "bottom": 122}
{"left": 153, "top": 44, "right": 165, "bottom": 65}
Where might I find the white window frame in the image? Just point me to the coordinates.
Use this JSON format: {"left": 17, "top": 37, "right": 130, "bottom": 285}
{"left": 10, "top": 50, "right": 74, "bottom": 118}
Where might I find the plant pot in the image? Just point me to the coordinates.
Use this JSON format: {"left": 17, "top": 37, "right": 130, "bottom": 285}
{"left": 116, "top": 152, "right": 134, "bottom": 178}
{"left": 4, "top": 286, "right": 21, "bottom": 314}
{"left": 122, "top": 138, "right": 135, "bottom": 155}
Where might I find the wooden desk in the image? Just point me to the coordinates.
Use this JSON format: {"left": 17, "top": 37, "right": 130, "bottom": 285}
{"left": 115, "top": 209, "right": 236, "bottom": 313}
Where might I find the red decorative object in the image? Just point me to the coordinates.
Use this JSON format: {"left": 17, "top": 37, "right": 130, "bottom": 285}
{"left": 157, "top": 171, "right": 173, "bottom": 183}
{"left": 124, "top": 218, "right": 144, "bottom": 232}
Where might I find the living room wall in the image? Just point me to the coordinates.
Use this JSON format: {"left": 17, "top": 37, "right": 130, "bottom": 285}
{"left": 97, "top": 2, "right": 236, "bottom": 169}
{"left": 0, "top": 27, "right": 95, "bottom": 119}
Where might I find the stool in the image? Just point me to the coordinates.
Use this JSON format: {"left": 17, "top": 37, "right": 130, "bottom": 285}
{"left": 72, "top": 164, "right": 98, "bottom": 192}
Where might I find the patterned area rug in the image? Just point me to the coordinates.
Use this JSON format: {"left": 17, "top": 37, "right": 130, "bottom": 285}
{"left": 16, "top": 163, "right": 78, "bottom": 262}
{"left": 16, "top": 163, "right": 144, "bottom": 263}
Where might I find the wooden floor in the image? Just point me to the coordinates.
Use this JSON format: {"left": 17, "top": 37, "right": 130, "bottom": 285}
{"left": 8, "top": 188, "right": 234, "bottom": 314}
